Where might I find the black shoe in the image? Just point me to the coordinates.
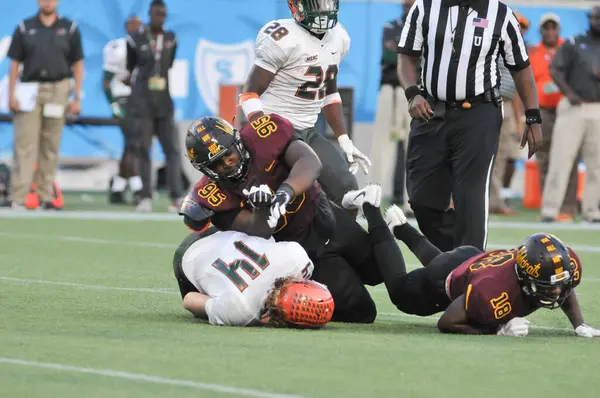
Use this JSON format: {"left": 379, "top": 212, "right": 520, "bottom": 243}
{"left": 40, "top": 201, "right": 61, "bottom": 210}
{"left": 540, "top": 216, "right": 555, "bottom": 223}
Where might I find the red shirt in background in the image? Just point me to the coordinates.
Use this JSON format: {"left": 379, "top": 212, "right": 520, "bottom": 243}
{"left": 529, "top": 38, "right": 564, "bottom": 109}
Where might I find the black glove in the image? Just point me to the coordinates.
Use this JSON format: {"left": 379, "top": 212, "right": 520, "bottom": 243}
{"left": 242, "top": 185, "right": 273, "bottom": 209}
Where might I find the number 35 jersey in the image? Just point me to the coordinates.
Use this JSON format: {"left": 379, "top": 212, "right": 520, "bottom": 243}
{"left": 254, "top": 19, "right": 350, "bottom": 130}
{"left": 446, "top": 248, "right": 582, "bottom": 327}
{"left": 182, "top": 231, "right": 313, "bottom": 326}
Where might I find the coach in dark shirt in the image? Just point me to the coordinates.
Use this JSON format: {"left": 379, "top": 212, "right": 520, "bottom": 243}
{"left": 541, "top": 7, "right": 600, "bottom": 223}
{"left": 397, "top": 0, "right": 542, "bottom": 251}
{"left": 7, "top": 0, "right": 83, "bottom": 210}
{"left": 126, "top": 0, "right": 183, "bottom": 212}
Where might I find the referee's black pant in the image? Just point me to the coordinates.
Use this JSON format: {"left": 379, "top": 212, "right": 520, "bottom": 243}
{"left": 406, "top": 97, "right": 503, "bottom": 251}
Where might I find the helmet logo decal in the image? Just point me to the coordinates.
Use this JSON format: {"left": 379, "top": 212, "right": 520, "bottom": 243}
{"left": 516, "top": 248, "right": 541, "bottom": 278}
{"left": 201, "top": 134, "right": 211, "bottom": 142}
{"left": 207, "top": 142, "right": 225, "bottom": 159}
{"left": 186, "top": 147, "right": 195, "bottom": 160}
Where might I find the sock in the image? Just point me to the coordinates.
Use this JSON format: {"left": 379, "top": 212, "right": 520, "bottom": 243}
{"left": 362, "top": 203, "right": 394, "bottom": 243}
{"left": 129, "top": 176, "right": 143, "bottom": 192}
{"left": 362, "top": 203, "right": 408, "bottom": 298}
{"left": 111, "top": 176, "right": 127, "bottom": 192}
{"left": 393, "top": 224, "right": 442, "bottom": 267}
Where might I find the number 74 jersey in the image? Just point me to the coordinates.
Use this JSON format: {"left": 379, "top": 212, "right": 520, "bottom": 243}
{"left": 182, "top": 231, "right": 314, "bottom": 326}
{"left": 254, "top": 19, "right": 351, "bottom": 130}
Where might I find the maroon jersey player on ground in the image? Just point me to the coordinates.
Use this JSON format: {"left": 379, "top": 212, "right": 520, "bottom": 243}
{"left": 342, "top": 184, "right": 600, "bottom": 337}
{"left": 178, "top": 112, "right": 383, "bottom": 324}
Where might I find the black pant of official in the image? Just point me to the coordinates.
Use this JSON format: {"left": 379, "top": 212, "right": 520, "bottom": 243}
{"left": 406, "top": 100, "right": 503, "bottom": 251}
{"left": 134, "top": 115, "right": 183, "bottom": 201}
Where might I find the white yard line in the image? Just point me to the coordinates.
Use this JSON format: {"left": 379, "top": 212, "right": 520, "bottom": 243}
{"left": 2, "top": 209, "right": 600, "bottom": 230}
{"left": 0, "top": 357, "right": 305, "bottom": 398}
{"left": 0, "top": 276, "right": 179, "bottom": 295}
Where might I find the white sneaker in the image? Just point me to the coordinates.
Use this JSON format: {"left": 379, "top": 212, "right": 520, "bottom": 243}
{"left": 385, "top": 205, "right": 407, "bottom": 233}
{"left": 136, "top": 198, "right": 152, "bottom": 213}
{"left": 341, "top": 184, "right": 382, "bottom": 210}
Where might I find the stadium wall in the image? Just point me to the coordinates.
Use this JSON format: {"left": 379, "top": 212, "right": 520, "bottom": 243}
{"left": 0, "top": 0, "right": 593, "bottom": 183}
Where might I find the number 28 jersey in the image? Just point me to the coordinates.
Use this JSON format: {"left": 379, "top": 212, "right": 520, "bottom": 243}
{"left": 254, "top": 19, "right": 351, "bottom": 130}
{"left": 182, "top": 231, "right": 314, "bottom": 326}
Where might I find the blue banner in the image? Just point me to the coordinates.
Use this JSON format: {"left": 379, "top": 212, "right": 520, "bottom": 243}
{"left": 0, "top": 1, "right": 592, "bottom": 159}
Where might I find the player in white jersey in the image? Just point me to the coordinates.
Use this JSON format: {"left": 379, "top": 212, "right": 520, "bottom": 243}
{"left": 240, "top": 0, "right": 371, "bottom": 209}
{"left": 173, "top": 228, "right": 334, "bottom": 327}
{"left": 102, "top": 16, "right": 143, "bottom": 204}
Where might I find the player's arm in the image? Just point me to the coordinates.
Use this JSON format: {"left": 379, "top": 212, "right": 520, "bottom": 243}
{"left": 280, "top": 140, "right": 322, "bottom": 197}
{"left": 182, "top": 292, "right": 210, "bottom": 319}
{"left": 225, "top": 208, "right": 275, "bottom": 239}
{"left": 437, "top": 295, "right": 496, "bottom": 335}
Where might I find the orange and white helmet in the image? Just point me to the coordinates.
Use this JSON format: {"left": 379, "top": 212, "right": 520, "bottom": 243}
{"left": 268, "top": 279, "right": 334, "bottom": 328}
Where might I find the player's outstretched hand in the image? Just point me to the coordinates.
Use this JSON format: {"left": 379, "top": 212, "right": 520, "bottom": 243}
{"left": 267, "top": 183, "right": 295, "bottom": 229}
{"left": 242, "top": 185, "right": 273, "bottom": 210}
{"left": 338, "top": 134, "right": 372, "bottom": 175}
{"left": 575, "top": 324, "right": 600, "bottom": 338}
{"left": 497, "top": 317, "right": 529, "bottom": 337}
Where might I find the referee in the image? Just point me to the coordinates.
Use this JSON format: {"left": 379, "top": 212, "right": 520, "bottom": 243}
{"left": 397, "top": 0, "right": 542, "bottom": 251}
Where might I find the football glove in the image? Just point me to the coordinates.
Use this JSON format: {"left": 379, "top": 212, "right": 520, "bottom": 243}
{"left": 575, "top": 323, "right": 600, "bottom": 338}
{"left": 338, "top": 134, "right": 372, "bottom": 175}
{"left": 497, "top": 317, "right": 530, "bottom": 337}
{"left": 242, "top": 185, "right": 273, "bottom": 210}
{"left": 268, "top": 183, "right": 295, "bottom": 229}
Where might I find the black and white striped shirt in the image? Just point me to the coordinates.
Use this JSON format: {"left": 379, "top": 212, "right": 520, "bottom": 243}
{"left": 397, "top": 0, "right": 529, "bottom": 102}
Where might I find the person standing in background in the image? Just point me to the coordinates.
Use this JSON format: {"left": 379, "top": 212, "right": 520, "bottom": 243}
{"left": 7, "top": 0, "right": 83, "bottom": 210}
{"left": 489, "top": 60, "right": 521, "bottom": 215}
{"left": 530, "top": 13, "right": 577, "bottom": 222}
{"left": 541, "top": 7, "right": 600, "bottom": 223}
{"left": 103, "top": 16, "right": 142, "bottom": 205}
{"left": 127, "top": 0, "right": 183, "bottom": 212}
{"left": 370, "top": 0, "right": 414, "bottom": 214}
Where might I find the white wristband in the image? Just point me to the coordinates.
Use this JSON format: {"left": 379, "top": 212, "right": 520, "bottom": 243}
{"left": 322, "top": 92, "right": 342, "bottom": 108}
{"left": 241, "top": 97, "right": 263, "bottom": 119}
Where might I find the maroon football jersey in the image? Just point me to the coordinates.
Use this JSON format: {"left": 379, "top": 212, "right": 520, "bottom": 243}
{"left": 447, "top": 248, "right": 582, "bottom": 327}
{"left": 191, "top": 113, "right": 319, "bottom": 242}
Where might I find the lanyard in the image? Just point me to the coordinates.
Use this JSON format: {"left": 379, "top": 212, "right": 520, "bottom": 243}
{"left": 147, "top": 30, "right": 164, "bottom": 75}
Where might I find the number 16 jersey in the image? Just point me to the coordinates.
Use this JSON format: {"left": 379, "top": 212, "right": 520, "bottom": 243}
{"left": 254, "top": 19, "right": 351, "bottom": 130}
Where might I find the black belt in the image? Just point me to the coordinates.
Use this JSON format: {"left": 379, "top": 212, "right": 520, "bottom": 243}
{"left": 427, "top": 87, "right": 501, "bottom": 110}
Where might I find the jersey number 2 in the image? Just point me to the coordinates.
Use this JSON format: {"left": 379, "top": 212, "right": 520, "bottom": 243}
{"left": 295, "top": 65, "right": 339, "bottom": 101}
{"left": 212, "top": 241, "right": 270, "bottom": 292}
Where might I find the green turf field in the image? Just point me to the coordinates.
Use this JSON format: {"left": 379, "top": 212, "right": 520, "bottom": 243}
{"left": 1, "top": 202, "right": 599, "bottom": 398}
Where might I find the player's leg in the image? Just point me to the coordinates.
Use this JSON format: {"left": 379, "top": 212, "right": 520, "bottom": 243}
{"left": 311, "top": 252, "right": 377, "bottom": 324}
{"left": 296, "top": 127, "right": 358, "bottom": 207}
